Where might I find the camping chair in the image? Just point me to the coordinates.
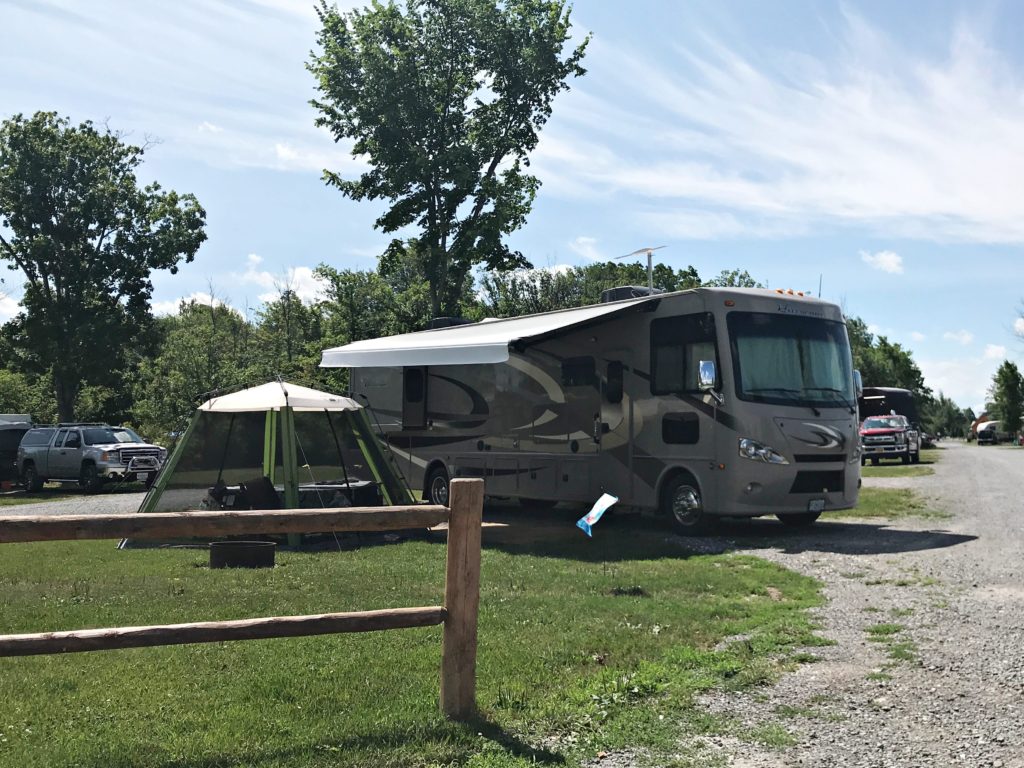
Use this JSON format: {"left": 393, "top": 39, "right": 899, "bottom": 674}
{"left": 239, "top": 476, "right": 282, "bottom": 510}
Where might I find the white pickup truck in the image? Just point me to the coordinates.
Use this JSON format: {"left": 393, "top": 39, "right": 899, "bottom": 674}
{"left": 18, "top": 423, "right": 166, "bottom": 492}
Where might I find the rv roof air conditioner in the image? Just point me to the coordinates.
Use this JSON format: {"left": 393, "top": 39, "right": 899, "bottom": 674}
{"left": 600, "top": 285, "right": 665, "bottom": 303}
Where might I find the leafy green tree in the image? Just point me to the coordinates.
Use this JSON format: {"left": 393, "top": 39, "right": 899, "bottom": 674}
{"left": 132, "top": 301, "right": 251, "bottom": 442}
{"left": 702, "top": 268, "right": 763, "bottom": 288}
{"left": 990, "top": 360, "right": 1024, "bottom": 436}
{"left": 309, "top": 0, "right": 589, "bottom": 318}
{"left": 0, "top": 112, "right": 206, "bottom": 421}
{"left": 479, "top": 261, "right": 702, "bottom": 317}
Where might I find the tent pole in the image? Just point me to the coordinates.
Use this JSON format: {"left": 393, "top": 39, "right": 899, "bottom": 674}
{"left": 138, "top": 412, "right": 201, "bottom": 515}
{"left": 279, "top": 406, "right": 301, "bottom": 547}
{"left": 263, "top": 410, "right": 278, "bottom": 482}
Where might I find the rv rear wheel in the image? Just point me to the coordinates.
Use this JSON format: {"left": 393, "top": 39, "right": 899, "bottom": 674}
{"left": 662, "top": 476, "right": 709, "bottom": 535}
{"left": 776, "top": 511, "right": 821, "bottom": 527}
{"left": 425, "top": 466, "right": 450, "bottom": 507}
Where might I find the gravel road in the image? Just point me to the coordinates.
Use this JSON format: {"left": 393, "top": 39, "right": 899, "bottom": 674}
{"left": 0, "top": 489, "right": 146, "bottom": 516}
{"left": 679, "top": 440, "right": 1024, "bottom": 768}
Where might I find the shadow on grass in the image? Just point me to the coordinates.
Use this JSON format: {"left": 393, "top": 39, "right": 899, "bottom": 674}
{"left": 140, "top": 715, "right": 565, "bottom": 768}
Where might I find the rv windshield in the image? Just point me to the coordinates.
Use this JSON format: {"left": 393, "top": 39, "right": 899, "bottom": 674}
{"left": 728, "top": 312, "right": 854, "bottom": 408}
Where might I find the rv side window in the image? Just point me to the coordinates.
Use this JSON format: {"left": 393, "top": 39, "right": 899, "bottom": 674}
{"left": 562, "top": 357, "right": 596, "bottom": 387}
{"left": 650, "top": 313, "right": 718, "bottom": 395}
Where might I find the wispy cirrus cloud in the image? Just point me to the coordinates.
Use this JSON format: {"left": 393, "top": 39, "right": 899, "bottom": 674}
{"left": 536, "top": 14, "right": 1024, "bottom": 243}
{"left": 984, "top": 344, "right": 1007, "bottom": 360}
{"left": 568, "top": 236, "right": 603, "bottom": 260}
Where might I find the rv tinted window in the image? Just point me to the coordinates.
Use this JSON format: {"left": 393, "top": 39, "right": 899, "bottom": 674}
{"left": 562, "top": 357, "right": 596, "bottom": 387}
{"left": 650, "top": 313, "right": 718, "bottom": 395}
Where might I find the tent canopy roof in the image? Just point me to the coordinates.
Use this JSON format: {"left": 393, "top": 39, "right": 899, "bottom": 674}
{"left": 198, "top": 382, "right": 361, "bottom": 413}
{"left": 320, "top": 294, "right": 658, "bottom": 368}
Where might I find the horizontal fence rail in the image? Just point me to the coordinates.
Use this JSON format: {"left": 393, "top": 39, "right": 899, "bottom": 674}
{"left": 0, "top": 505, "right": 449, "bottom": 543}
{"left": 0, "top": 479, "right": 483, "bottom": 720}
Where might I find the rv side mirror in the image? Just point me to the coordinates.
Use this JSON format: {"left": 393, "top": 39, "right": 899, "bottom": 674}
{"left": 853, "top": 370, "right": 863, "bottom": 398}
{"left": 698, "top": 360, "right": 717, "bottom": 390}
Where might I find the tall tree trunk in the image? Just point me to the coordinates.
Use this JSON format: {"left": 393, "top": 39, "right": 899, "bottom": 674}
{"left": 53, "top": 372, "right": 78, "bottom": 423}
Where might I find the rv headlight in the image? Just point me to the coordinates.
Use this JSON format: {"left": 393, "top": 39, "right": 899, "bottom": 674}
{"left": 738, "top": 438, "right": 789, "bottom": 465}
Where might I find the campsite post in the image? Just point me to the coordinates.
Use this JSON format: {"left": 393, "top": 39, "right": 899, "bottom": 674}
{"left": 440, "top": 478, "right": 483, "bottom": 719}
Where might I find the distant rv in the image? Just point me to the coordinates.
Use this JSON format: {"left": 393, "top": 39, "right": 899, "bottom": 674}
{"left": 321, "top": 287, "right": 862, "bottom": 532}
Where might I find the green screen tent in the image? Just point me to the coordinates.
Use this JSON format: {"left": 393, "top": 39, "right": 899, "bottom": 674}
{"left": 139, "top": 381, "right": 413, "bottom": 515}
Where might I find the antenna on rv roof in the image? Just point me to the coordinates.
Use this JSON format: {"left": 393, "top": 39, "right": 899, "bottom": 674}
{"left": 616, "top": 246, "right": 665, "bottom": 292}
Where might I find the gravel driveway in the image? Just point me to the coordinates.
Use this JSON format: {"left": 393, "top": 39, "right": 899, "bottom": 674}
{"left": 0, "top": 489, "right": 147, "bottom": 516}
{"left": 681, "top": 441, "right": 1024, "bottom": 768}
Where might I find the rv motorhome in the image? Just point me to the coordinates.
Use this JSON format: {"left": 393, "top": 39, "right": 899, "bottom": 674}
{"left": 321, "top": 287, "right": 861, "bottom": 532}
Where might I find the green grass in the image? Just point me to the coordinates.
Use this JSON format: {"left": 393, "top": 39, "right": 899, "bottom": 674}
{"left": 0, "top": 529, "right": 825, "bottom": 767}
{"left": 859, "top": 464, "right": 934, "bottom": 478}
{"left": 825, "top": 487, "right": 942, "bottom": 521}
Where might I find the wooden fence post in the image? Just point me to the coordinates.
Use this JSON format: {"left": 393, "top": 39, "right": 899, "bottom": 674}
{"left": 440, "top": 478, "right": 483, "bottom": 720}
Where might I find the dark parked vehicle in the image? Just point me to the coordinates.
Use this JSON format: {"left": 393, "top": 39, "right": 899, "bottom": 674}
{"left": 18, "top": 423, "right": 166, "bottom": 492}
{"left": 0, "top": 420, "right": 32, "bottom": 486}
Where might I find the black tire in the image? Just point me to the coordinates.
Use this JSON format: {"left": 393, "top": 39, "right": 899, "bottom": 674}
{"left": 22, "top": 463, "right": 43, "bottom": 492}
{"left": 870, "top": 457, "right": 880, "bottom": 466}
{"left": 79, "top": 462, "right": 103, "bottom": 493}
{"left": 144, "top": 472, "right": 157, "bottom": 489}
{"left": 777, "top": 511, "right": 822, "bottom": 527}
{"left": 900, "top": 453, "right": 910, "bottom": 465}
{"left": 860, "top": 456, "right": 866, "bottom": 467}
{"left": 661, "top": 474, "right": 710, "bottom": 535}
{"left": 910, "top": 450, "right": 920, "bottom": 464}
{"left": 425, "top": 466, "right": 450, "bottom": 507}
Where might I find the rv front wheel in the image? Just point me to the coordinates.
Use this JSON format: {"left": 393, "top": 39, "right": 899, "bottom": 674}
{"left": 662, "top": 476, "right": 709, "bottom": 535}
{"left": 425, "top": 466, "right": 450, "bottom": 507}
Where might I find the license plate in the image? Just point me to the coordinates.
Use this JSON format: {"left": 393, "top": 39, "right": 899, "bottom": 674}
{"left": 808, "top": 499, "right": 825, "bottom": 513}
{"left": 135, "top": 473, "right": 147, "bottom": 481}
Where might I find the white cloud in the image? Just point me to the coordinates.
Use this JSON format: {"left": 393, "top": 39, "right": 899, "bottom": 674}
{"left": 1015, "top": 318, "right": 1024, "bottom": 336}
{"left": 197, "top": 121, "right": 223, "bottom": 134}
{"left": 0, "top": 294, "right": 20, "bottom": 322}
{"left": 568, "top": 236, "right": 602, "bottom": 261}
{"left": 244, "top": 265, "right": 325, "bottom": 303}
{"left": 860, "top": 250, "right": 904, "bottom": 274}
{"left": 247, "top": 253, "right": 264, "bottom": 266}
{"left": 911, "top": 331, "right": 926, "bottom": 342}
{"left": 984, "top": 344, "right": 1007, "bottom": 360}
{"left": 152, "top": 292, "right": 229, "bottom": 316}
{"left": 918, "top": 355, "right": 995, "bottom": 413}
{"left": 536, "top": 16, "right": 1024, "bottom": 243}
{"left": 943, "top": 330, "right": 974, "bottom": 345}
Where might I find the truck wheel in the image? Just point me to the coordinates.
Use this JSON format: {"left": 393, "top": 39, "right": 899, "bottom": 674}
{"left": 661, "top": 475, "right": 710, "bottom": 535}
{"left": 425, "top": 466, "right": 450, "bottom": 507}
{"left": 870, "top": 457, "right": 879, "bottom": 466}
{"left": 860, "top": 456, "right": 866, "bottom": 467}
{"left": 22, "top": 463, "right": 43, "bottom": 492}
{"left": 777, "top": 511, "right": 821, "bottom": 527}
{"left": 911, "top": 450, "right": 920, "bottom": 464}
{"left": 79, "top": 462, "right": 103, "bottom": 493}
{"left": 901, "top": 453, "right": 910, "bottom": 465}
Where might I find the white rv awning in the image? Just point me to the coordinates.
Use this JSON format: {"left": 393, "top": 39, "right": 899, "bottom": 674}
{"left": 320, "top": 296, "right": 656, "bottom": 368}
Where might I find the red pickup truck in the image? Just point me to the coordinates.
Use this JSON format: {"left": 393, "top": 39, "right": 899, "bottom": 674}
{"left": 859, "top": 414, "right": 921, "bottom": 465}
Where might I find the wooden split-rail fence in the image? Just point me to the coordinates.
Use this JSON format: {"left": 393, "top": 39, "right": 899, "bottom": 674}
{"left": 0, "top": 477, "right": 484, "bottom": 720}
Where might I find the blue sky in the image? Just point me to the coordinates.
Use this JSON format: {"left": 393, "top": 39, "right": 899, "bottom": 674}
{"left": 1, "top": 0, "right": 1022, "bottom": 412}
